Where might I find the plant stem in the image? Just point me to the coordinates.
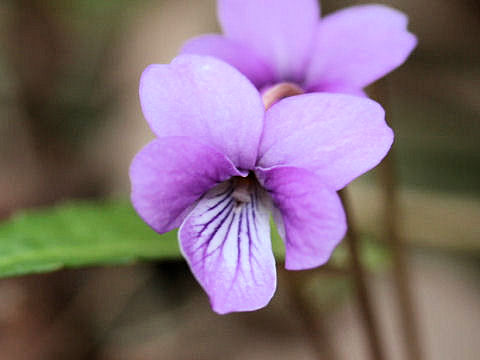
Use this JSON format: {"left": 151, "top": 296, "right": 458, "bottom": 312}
{"left": 370, "top": 80, "right": 423, "bottom": 360}
{"left": 284, "top": 270, "right": 339, "bottom": 360}
{"left": 340, "top": 188, "right": 386, "bottom": 360}
{"left": 380, "top": 154, "right": 422, "bottom": 360}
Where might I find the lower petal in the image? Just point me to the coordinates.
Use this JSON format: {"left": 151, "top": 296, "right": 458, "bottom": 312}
{"left": 257, "top": 166, "right": 346, "bottom": 270}
{"left": 179, "top": 182, "right": 276, "bottom": 314}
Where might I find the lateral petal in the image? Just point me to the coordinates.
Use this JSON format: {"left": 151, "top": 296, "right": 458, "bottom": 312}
{"left": 130, "top": 137, "right": 243, "bottom": 234}
{"left": 257, "top": 166, "right": 346, "bottom": 270}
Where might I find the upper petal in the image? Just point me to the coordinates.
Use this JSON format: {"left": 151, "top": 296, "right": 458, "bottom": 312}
{"left": 181, "top": 34, "right": 275, "bottom": 88}
{"left": 304, "top": 4, "right": 417, "bottom": 91}
{"left": 179, "top": 181, "right": 276, "bottom": 314}
{"left": 258, "top": 93, "right": 393, "bottom": 190}
{"left": 130, "top": 136, "right": 243, "bottom": 234}
{"left": 256, "top": 166, "right": 346, "bottom": 270}
{"left": 140, "top": 55, "right": 265, "bottom": 169}
{"left": 218, "top": 0, "right": 319, "bottom": 82}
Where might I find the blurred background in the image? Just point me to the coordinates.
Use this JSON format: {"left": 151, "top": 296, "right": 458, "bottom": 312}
{"left": 0, "top": 0, "right": 479, "bottom": 359}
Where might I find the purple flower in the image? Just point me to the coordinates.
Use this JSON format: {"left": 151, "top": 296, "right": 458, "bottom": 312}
{"left": 181, "top": 0, "right": 417, "bottom": 96}
{"left": 130, "top": 55, "right": 393, "bottom": 314}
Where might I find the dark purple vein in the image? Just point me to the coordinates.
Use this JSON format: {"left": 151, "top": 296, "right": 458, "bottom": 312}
{"left": 197, "top": 198, "right": 234, "bottom": 237}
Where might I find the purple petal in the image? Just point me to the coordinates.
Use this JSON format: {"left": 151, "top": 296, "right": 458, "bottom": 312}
{"left": 304, "top": 4, "right": 417, "bottom": 92}
{"left": 218, "top": 0, "right": 319, "bottom": 82}
{"left": 130, "top": 137, "right": 243, "bottom": 234}
{"left": 179, "top": 182, "right": 276, "bottom": 314}
{"left": 258, "top": 93, "right": 393, "bottom": 190}
{"left": 181, "top": 34, "right": 275, "bottom": 88}
{"left": 140, "top": 55, "right": 265, "bottom": 169}
{"left": 256, "top": 166, "right": 346, "bottom": 270}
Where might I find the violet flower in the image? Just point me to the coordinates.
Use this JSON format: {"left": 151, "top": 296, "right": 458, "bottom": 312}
{"left": 130, "top": 55, "right": 393, "bottom": 314}
{"left": 181, "top": 0, "right": 417, "bottom": 96}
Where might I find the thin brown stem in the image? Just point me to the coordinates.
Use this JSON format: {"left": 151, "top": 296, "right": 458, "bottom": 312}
{"left": 284, "top": 270, "right": 339, "bottom": 360}
{"left": 340, "top": 189, "right": 386, "bottom": 360}
{"left": 369, "top": 80, "right": 423, "bottom": 360}
{"left": 380, "top": 154, "right": 423, "bottom": 360}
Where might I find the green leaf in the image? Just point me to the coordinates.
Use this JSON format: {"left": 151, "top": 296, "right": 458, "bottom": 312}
{"left": 0, "top": 200, "right": 388, "bottom": 278}
{"left": 0, "top": 200, "right": 177, "bottom": 277}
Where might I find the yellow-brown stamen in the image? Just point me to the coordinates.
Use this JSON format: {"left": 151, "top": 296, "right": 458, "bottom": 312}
{"left": 261, "top": 82, "right": 305, "bottom": 110}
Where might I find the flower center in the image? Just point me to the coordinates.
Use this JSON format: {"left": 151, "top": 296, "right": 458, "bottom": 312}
{"left": 230, "top": 84, "right": 304, "bottom": 205}
{"left": 231, "top": 172, "right": 258, "bottom": 204}
{"left": 261, "top": 82, "right": 305, "bottom": 110}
